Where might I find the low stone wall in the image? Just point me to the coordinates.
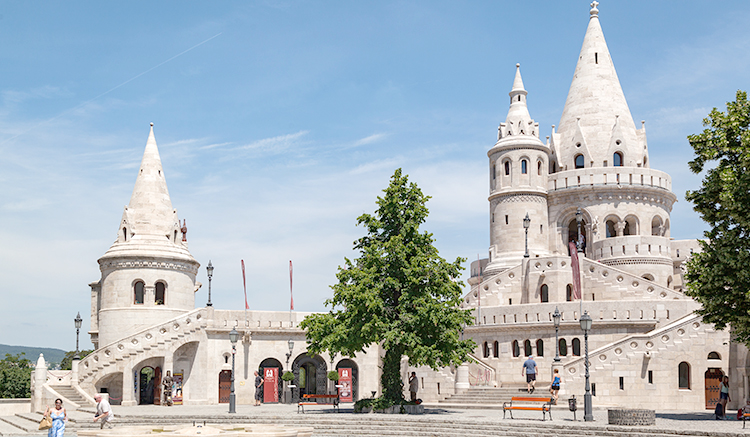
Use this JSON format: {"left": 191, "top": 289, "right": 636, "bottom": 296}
{"left": 0, "top": 398, "right": 31, "bottom": 415}
{"left": 607, "top": 408, "right": 655, "bottom": 426}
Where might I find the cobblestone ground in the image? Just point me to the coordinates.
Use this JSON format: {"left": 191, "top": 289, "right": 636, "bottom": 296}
{"left": 7, "top": 404, "right": 750, "bottom": 436}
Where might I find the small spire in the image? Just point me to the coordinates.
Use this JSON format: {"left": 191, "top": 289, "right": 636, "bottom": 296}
{"left": 511, "top": 63, "right": 526, "bottom": 93}
{"left": 590, "top": 1, "right": 599, "bottom": 18}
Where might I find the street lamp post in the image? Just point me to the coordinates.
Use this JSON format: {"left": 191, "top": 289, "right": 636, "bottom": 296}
{"left": 580, "top": 311, "right": 593, "bottom": 421}
{"left": 228, "top": 327, "right": 239, "bottom": 413}
{"left": 523, "top": 213, "right": 531, "bottom": 258}
{"left": 553, "top": 307, "right": 561, "bottom": 363}
{"left": 206, "top": 260, "right": 214, "bottom": 307}
{"left": 74, "top": 312, "right": 83, "bottom": 360}
{"left": 285, "top": 339, "right": 295, "bottom": 369}
{"left": 575, "top": 208, "right": 583, "bottom": 253}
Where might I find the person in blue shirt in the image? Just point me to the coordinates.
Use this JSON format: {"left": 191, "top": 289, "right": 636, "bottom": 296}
{"left": 550, "top": 368, "right": 561, "bottom": 404}
{"left": 522, "top": 355, "right": 537, "bottom": 393}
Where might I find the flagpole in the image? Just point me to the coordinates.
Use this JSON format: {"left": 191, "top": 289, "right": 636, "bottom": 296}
{"left": 289, "top": 260, "right": 294, "bottom": 327}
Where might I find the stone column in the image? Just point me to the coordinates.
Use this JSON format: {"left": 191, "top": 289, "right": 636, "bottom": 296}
{"left": 455, "top": 364, "right": 470, "bottom": 391}
{"left": 32, "top": 354, "right": 47, "bottom": 413}
{"left": 122, "top": 364, "right": 136, "bottom": 406}
{"left": 71, "top": 359, "right": 80, "bottom": 387}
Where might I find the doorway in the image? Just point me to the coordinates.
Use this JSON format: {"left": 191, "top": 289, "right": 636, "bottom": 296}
{"left": 218, "top": 370, "right": 231, "bottom": 404}
{"left": 139, "top": 366, "right": 160, "bottom": 405}
{"left": 705, "top": 368, "right": 724, "bottom": 410}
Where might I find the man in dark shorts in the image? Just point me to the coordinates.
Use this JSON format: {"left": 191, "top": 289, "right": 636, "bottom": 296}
{"left": 522, "top": 355, "right": 537, "bottom": 393}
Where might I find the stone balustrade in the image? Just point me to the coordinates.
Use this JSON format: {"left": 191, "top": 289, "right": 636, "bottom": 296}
{"left": 548, "top": 167, "right": 672, "bottom": 192}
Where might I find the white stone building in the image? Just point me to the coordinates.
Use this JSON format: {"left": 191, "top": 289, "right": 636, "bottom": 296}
{"left": 449, "top": 2, "right": 750, "bottom": 411}
{"left": 29, "top": 2, "right": 750, "bottom": 413}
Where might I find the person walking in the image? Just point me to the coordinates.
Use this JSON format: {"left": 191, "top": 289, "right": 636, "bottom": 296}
{"left": 522, "top": 355, "right": 537, "bottom": 394}
{"left": 549, "top": 369, "right": 561, "bottom": 404}
{"left": 93, "top": 394, "right": 114, "bottom": 429}
{"left": 408, "top": 372, "right": 418, "bottom": 402}
{"left": 44, "top": 399, "right": 66, "bottom": 437}
{"left": 254, "top": 371, "right": 264, "bottom": 406}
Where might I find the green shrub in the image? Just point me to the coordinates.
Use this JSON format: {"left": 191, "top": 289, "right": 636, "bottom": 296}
{"left": 281, "top": 371, "right": 294, "bottom": 382}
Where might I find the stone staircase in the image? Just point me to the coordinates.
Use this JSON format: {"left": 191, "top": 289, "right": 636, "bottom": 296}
{"left": 437, "top": 385, "right": 552, "bottom": 407}
{"left": 45, "top": 412, "right": 747, "bottom": 437}
{"left": 77, "top": 308, "right": 208, "bottom": 392}
{"left": 49, "top": 385, "right": 91, "bottom": 408}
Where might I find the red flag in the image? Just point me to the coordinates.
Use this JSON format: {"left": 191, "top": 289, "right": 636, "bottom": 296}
{"left": 569, "top": 242, "right": 582, "bottom": 300}
{"left": 241, "top": 260, "right": 249, "bottom": 310}
{"left": 289, "top": 260, "right": 294, "bottom": 310}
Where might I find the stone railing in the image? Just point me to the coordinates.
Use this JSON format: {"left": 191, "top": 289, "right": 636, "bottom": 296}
{"left": 548, "top": 167, "right": 672, "bottom": 192}
{"left": 590, "top": 235, "right": 672, "bottom": 261}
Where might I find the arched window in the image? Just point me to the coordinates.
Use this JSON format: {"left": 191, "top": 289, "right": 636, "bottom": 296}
{"left": 613, "top": 152, "right": 623, "bottom": 167}
{"left": 678, "top": 362, "right": 691, "bottom": 389}
{"left": 536, "top": 339, "right": 544, "bottom": 357}
{"left": 512, "top": 340, "right": 520, "bottom": 357}
{"left": 483, "top": 341, "right": 490, "bottom": 358}
{"left": 155, "top": 282, "right": 166, "bottom": 305}
{"left": 524, "top": 340, "right": 532, "bottom": 357}
{"left": 540, "top": 285, "right": 549, "bottom": 303}
{"left": 642, "top": 274, "right": 654, "bottom": 281}
{"left": 537, "top": 161, "right": 542, "bottom": 176}
{"left": 504, "top": 161, "right": 510, "bottom": 176}
{"left": 651, "top": 216, "right": 663, "bottom": 236}
{"left": 134, "top": 281, "right": 145, "bottom": 305}
{"left": 707, "top": 352, "right": 721, "bottom": 360}
{"left": 559, "top": 339, "right": 568, "bottom": 356}
{"left": 493, "top": 341, "right": 499, "bottom": 358}
{"left": 492, "top": 164, "right": 496, "bottom": 181}
{"left": 521, "top": 159, "right": 528, "bottom": 174}
{"left": 575, "top": 154, "right": 585, "bottom": 169}
{"left": 572, "top": 338, "right": 581, "bottom": 356}
{"left": 566, "top": 284, "right": 573, "bottom": 302}
{"left": 606, "top": 220, "right": 617, "bottom": 238}
{"left": 122, "top": 227, "right": 128, "bottom": 242}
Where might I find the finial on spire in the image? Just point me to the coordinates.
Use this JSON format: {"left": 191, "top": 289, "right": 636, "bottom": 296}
{"left": 150, "top": 122, "right": 154, "bottom": 127}
{"left": 590, "top": 1, "right": 599, "bottom": 18}
{"left": 516, "top": 63, "right": 520, "bottom": 68}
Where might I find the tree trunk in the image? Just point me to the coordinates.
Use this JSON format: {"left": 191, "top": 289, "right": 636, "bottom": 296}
{"left": 381, "top": 346, "right": 404, "bottom": 403}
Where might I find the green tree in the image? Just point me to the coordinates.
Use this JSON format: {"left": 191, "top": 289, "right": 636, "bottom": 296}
{"left": 300, "top": 169, "right": 475, "bottom": 405}
{"left": 0, "top": 353, "right": 33, "bottom": 398}
{"left": 60, "top": 350, "right": 93, "bottom": 371}
{"left": 684, "top": 90, "right": 750, "bottom": 344}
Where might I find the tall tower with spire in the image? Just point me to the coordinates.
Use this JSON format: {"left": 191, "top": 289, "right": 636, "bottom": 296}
{"left": 484, "top": 64, "right": 550, "bottom": 275}
{"left": 89, "top": 124, "right": 200, "bottom": 349}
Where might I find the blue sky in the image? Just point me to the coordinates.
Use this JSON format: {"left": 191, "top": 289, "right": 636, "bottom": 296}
{"left": 1, "top": 1, "right": 749, "bottom": 350}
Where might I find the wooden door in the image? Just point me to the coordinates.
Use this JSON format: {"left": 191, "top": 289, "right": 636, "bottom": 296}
{"left": 705, "top": 368, "right": 724, "bottom": 409}
{"left": 153, "top": 367, "right": 162, "bottom": 405}
{"left": 219, "top": 370, "right": 231, "bottom": 403}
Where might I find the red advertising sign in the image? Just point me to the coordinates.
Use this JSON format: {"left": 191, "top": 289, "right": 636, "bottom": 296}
{"left": 263, "top": 367, "right": 279, "bottom": 403}
{"left": 338, "top": 368, "right": 352, "bottom": 403}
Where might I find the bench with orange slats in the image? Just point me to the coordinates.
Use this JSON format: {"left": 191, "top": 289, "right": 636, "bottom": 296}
{"left": 502, "top": 396, "right": 553, "bottom": 421}
{"left": 297, "top": 394, "right": 339, "bottom": 413}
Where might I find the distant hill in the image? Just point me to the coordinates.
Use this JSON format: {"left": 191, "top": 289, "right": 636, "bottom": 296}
{"left": 0, "top": 344, "right": 67, "bottom": 365}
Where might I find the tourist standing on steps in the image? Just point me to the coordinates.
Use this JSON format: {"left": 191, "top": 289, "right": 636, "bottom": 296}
{"left": 44, "top": 399, "right": 66, "bottom": 437}
{"left": 408, "top": 372, "right": 418, "bottom": 402}
{"left": 549, "top": 369, "right": 561, "bottom": 404}
{"left": 93, "top": 394, "right": 114, "bottom": 429}
{"left": 254, "top": 371, "right": 264, "bottom": 406}
{"left": 522, "top": 355, "right": 537, "bottom": 394}
{"left": 720, "top": 376, "right": 731, "bottom": 419}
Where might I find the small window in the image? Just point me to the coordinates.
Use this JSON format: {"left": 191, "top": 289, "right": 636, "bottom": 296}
{"left": 536, "top": 339, "right": 544, "bottom": 357}
{"left": 521, "top": 160, "right": 528, "bottom": 174}
{"left": 537, "top": 161, "right": 542, "bottom": 176}
{"left": 505, "top": 215, "right": 509, "bottom": 225}
{"left": 648, "top": 370, "right": 653, "bottom": 384}
{"left": 483, "top": 341, "right": 490, "bottom": 358}
{"left": 619, "top": 377, "right": 624, "bottom": 390}
{"left": 155, "top": 282, "right": 166, "bottom": 305}
{"left": 122, "top": 227, "right": 128, "bottom": 242}
{"left": 134, "top": 281, "right": 145, "bottom": 305}
{"left": 572, "top": 338, "right": 581, "bottom": 356}
{"left": 707, "top": 352, "right": 721, "bottom": 360}
{"left": 613, "top": 152, "right": 623, "bottom": 166}
{"left": 678, "top": 362, "right": 691, "bottom": 389}
{"left": 566, "top": 284, "right": 573, "bottom": 302}
{"left": 540, "top": 285, "right": 549, "bottom": 303}
{"left": 512, "top": 340, "right": 520, "bottom": 357}
{"left": 575, "top": 154, "right": 585, "bottom": 169}
{"left": 504, "top": 161, "right": 510, "bottom": 176}
{"left": 559, "top": 339, "right": 567, "bottom": 356}
{"left": 492, "top": 164, "right": 496, "bottom": 180}
{"left": 524, "top": 340, "right": 532, "bottom": 357}
{"left": 493, "top": 341, "right": 499, "bottom": 358}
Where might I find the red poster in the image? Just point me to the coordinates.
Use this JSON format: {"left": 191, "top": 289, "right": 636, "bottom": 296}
{"left": 263, "top": 367, "right": 278, "bottom": 403}
{"left": 172, "top": 372, "right": 183, "bottom": 405}
{"left": 338, "top": 368, "right": 352, "bottom": 403}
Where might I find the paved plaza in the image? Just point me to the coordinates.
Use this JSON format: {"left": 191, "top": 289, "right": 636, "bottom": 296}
{"left": 4, "top": 403, "right": 750, "bottom": 437}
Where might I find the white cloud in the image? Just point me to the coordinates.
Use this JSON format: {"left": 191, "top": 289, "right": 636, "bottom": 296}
{"left": 235, "top": 130, "right": 310, "bottom": 153}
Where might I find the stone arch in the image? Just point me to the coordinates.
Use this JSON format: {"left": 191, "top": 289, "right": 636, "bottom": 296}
{"left": 613, "top": 151, "right": 623, "bottom": 167}
{"left": 173, "top": 341, "right": 199, "bottom": 404}
{"left": 336, "top": 359, "right": 359, "bottom": 401}
{"left": 651, "top": 215, "right": 664, "bottom": 236}
{"left": 664, "top": 218, "right": 670, "bottom": 238}
{"left": 623, "top": 215, "right": 639, "bottom": 236}
{"left": 291, "top": 353, "right": 327, "bottom": 402}
{"left": 493, "top": 341, "right": 499, "bottom": 358}
{"left": 259, "top": 357, "right": 284, "bottom": 401}
{"left": 562, "top": 208, "right": 590, "bottom": 253}
{"left": 524, "top": 340, "right": 532, "bottom": 357}
{"left": 603, "top": 214, "right": 621, "bottom": 238}
{"left": 95, "top": 372, "right": 123, "bottom": 405}
{"left": 512, "top": 340, "right": 520, "bottom": 357}
{"left": 133, "top": 279, "right": 145, "bottom": 305}
{"left": 540, "top": 284, "right": 549, "bottom": 303}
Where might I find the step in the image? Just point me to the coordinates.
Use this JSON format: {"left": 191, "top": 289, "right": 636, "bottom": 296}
{"left": 0, "top": 415, "right": 37, "bottom": 433}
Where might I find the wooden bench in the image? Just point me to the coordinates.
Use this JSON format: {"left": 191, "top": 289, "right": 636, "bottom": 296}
{"left": 297, "top": 394, "right": 340, "bottom": 413}
{"left": 502, "top": 396, "right": 553, "bottom": 421}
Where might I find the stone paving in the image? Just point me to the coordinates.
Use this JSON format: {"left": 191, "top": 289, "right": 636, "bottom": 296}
{"left": 5, "top": 404, "right": 750, "bottom": 436}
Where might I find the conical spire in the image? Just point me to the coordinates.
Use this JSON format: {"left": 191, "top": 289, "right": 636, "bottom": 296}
{"left": 496, "top": 64, "right": 540, "bottom": 141}
{"left": 125, "top": 123, "right": 177, "bottom": 237}
{"left": 555, "top": 2, "right": 645, "bottom": 170}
